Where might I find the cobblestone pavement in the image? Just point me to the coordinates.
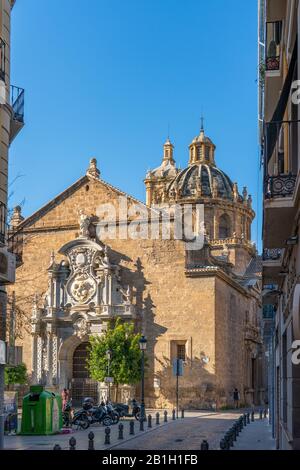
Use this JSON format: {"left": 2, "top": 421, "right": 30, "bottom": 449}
{"left": 110, "top": 411, "right": 243, "bottom": 450}
{"left": 4, "top": 410, "right": 243, "bottom": 451}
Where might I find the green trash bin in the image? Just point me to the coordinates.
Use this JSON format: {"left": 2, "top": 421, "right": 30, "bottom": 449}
{"left": 20, "top": 385, "right": 62, "bottom": 435}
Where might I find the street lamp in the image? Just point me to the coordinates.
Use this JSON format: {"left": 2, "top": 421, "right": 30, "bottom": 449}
{"left": 106, "top": 349, "right": 112, "bottom": 402}
{"left": 139, "top": 335, "right": 147, "bottom": 422}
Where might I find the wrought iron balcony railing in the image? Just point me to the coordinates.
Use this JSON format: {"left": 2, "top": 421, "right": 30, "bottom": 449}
{"left": 266, "top": 21, "right": 282, "bottom": 71}
{"left": 0, "top": 202, "right": 7, "bottom": 244}
{"left": 11, "top": 85, "right": 24, "bottom": 123}
{"left": 7, "top": 230, "right": 23, "bottom": 265}
{"left": 263, "top": 248, "right": 282, "bottom": 261}
{"left": 263, "top": 120, "right": 299, "bottom": 198}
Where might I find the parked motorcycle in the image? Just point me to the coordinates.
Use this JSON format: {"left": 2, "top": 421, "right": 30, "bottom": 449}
{"left": 105, "top": 401, "right": 120, "bottom": 424}
{"left": 71, "top": 409, "right": 90, "bottom": 430}
{"left": 82, "top": 398, "right": 113, "bottom": 426}
{"left": 113, "top": 399, "right": 141, "bottom": 421}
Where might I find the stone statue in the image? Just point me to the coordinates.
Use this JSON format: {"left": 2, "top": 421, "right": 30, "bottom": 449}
{"left": 79, "top": 209, "right": 91, "bottom": 238}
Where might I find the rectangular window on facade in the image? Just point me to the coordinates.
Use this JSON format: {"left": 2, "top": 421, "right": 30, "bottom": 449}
{"left": 177, "top": 344, "right": 186, "bottom": 361}
{"left": 170, "top": 340, "right": 187, "bottom": 362}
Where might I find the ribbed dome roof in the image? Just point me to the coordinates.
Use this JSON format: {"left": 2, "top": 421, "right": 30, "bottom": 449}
{"left": 167, "top": 163, "right": 237, "bottom": 200}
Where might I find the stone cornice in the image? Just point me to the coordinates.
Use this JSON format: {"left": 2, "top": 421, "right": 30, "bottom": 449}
{"left": 185, "top": 266, "right": 254, "bottom": 297}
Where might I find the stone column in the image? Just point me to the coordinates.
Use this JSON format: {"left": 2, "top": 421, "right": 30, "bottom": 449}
{"left": 36, "top": 336, "right": 43, "bottom": 383}
{"left": 213, "top": 210, "right": 218, "bottom": 240}
{"left": 31, "top": 334, "right": 38, "bottom": 383}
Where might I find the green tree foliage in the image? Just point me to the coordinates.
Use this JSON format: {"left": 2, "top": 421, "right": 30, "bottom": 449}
{"left": 5, "top": 363, "right": 28, "bottom": 386}
{"left": 87, "top": 320, "right": 144, "bottom": 388}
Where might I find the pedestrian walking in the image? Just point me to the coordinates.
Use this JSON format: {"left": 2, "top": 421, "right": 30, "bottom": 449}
{"left": 233, "top": 388, "right": 240, "bottom": 409}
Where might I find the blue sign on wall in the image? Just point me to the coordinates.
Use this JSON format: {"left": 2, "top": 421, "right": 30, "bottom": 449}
{"left": 172, "top": 359, "right": 184, "bottom": 377}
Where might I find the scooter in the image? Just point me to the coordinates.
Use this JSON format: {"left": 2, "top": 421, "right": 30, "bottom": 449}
{"left": 71, "top": 408, "right": 90, "bottom": 430}
{"left": 105, "top": 401, "right": 120, "bottom": 424}
{"left": 82, "top": 398, "right": 113, "bottom": 427}
{"left": 113, "top": 399, "right": 141, "bottom": 421}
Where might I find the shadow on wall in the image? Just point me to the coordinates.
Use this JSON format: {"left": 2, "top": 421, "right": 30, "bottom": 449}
{"left": 154, "top": 356, "right": 231, "bottom": 410}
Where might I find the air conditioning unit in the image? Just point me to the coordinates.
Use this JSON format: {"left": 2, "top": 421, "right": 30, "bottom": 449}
{"left": 0, "top": 247, "right": 16, "bottom": 284}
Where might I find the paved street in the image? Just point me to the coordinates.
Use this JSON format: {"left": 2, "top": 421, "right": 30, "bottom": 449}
{"left": 111, "top": 411, "right": 243, "bottom": 450}
{"left": 4, "top": 410, "right": 243, "bottom": 451}
{"left": 4, "top": 410, "right": 275, "bottom": 451}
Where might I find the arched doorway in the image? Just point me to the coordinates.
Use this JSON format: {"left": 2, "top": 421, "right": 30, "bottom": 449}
{"left": 71, "top": 342, "right": 98, "bottom": 405}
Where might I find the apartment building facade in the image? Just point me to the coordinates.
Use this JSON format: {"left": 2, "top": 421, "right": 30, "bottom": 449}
{"left": 260, "top": 0, "right": 300, "bottom": 450}
{"left": 0, "top": 0, "right": 24, "bottom": 448}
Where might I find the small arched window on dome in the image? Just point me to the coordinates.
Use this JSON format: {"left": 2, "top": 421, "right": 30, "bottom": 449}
{"left": 219, "top": 214, "right": 231, "bottom": 239}
{"left": 205, "top": 146, "right": 210, "bottom": 161}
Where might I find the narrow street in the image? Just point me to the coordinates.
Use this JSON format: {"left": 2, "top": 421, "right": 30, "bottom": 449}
{"left": 4, "top": 411, "right": 242, "bottom": 451}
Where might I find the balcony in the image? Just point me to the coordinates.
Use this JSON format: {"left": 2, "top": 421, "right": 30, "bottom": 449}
{"left": 262, "top": 248, "right": 284, "bottom": 284}
{"left": 0, "top": 202, "right": 6, "bottom": 245}
{"left": 7, "top": 230, "right": 23, "bottom": 266}
{"left": 10, "top": 85, "right": 25, "bottom": 143}
{"left": 265, "top": 21, "right": 282, "bottom": 73}
{"left": 0, "top": 38, "right": 5, "bottom": 82}
{"left": 263, "top": 120, "right": 298, "bottom": 248}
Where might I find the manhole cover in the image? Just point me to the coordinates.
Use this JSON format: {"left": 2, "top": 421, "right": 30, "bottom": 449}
{"left": 175, "top": 439, "right": 183, "bottom": 442}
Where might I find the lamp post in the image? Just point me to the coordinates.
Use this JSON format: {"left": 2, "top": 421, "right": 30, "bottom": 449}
{"left": 139, "top": 335, "right": 147, "bottom": 422}
{"left": 106, "top": 349, "right": 112, "bottom": 402}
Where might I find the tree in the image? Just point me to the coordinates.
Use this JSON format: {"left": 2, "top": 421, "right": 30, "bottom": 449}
{"left": 5, "top": 363, "right": 27, "bottom": 388}
{"left": 87, "top": 319, "right": 144, "bottom": 400}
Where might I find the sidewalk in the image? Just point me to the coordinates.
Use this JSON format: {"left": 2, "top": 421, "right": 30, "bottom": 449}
{"left": 232, "top": 419, "right": 276, "bottom": 450}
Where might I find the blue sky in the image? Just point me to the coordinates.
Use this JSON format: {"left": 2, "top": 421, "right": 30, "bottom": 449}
{"left": 9, "top": 0, "right": 262, "bottom": 249}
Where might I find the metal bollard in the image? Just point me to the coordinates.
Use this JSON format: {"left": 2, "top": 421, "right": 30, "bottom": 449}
{"left": 53, "top": 444, "right": 62, "bottom": 450}
{"left": 220, "top": 439, "right": 227, "bottom": 450}
{"left": 264, "top": 408, "right": 267, "bottom": 419}
{"left": 224, "top": 434, "right": 230, "bottom": 450}
{"left": 118, "top": 423, "right": 124, "bottom": 440}
{"left": 156, "top": 412, "right": 160, "bottom": 425}
{"left": 88, "top": 431, "right": 95, "bottom": 450}
{"left": 129, "top": 420, "right": 135, "bottom": 435}
{"left": 148, "top": 415, "right": 152, "bottom": 428}
{"left": 243, "top": 414, "right": 247, "bottom": 427}
{"left": 104, "top": 427, "right": 111, "bottom": 445}
{"left": 140, "top": 418, "right": 144, "bottom": 431}
{"left": 247, "top": 412, "right": 250, "bottom": 424}
{"left": 172, "top": 409, "right": 176, "bottom": 420}
{"left": 69, "top": 437, "right": 76, "bottom": 450}
{"left": 164, "top": 411, "right": 168, "bottom": 422}
{"left": 259, "top": 409, "right": 263, "bottom": 420}
{"left": 251, "top": 410, "right": 254, "bottom": 422}
{"left": 201, "top": 439, "right": 209, "bottom": 450}
{"left": 232, "top": 425, "right": 237, "bottom": 441}
{"left": 181, "top": 409, "right": 184, "bottom": 419}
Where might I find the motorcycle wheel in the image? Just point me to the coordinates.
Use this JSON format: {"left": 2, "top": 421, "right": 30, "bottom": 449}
{"left": 111, "top": 412, "right": 119, "bottom": 424}
{"left": 73, "top": 415, "right": 90, "bottom": 430}
{"left": 135, "top": 411, "right": 141, "bottom": 421}
{"left": 102, "top": 416, "right": 113, "bottom": 427}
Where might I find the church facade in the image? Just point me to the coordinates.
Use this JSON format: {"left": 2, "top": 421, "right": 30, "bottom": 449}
{"left": 8, "top": 127, "right": 264, "bottom": 408}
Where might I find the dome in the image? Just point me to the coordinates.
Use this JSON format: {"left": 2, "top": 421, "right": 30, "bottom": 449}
{"left": 167, "top": 163, "right": 237, "bottom": 200}
{"left": 148, "top": 160, "right": 178, "bottom": 179}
